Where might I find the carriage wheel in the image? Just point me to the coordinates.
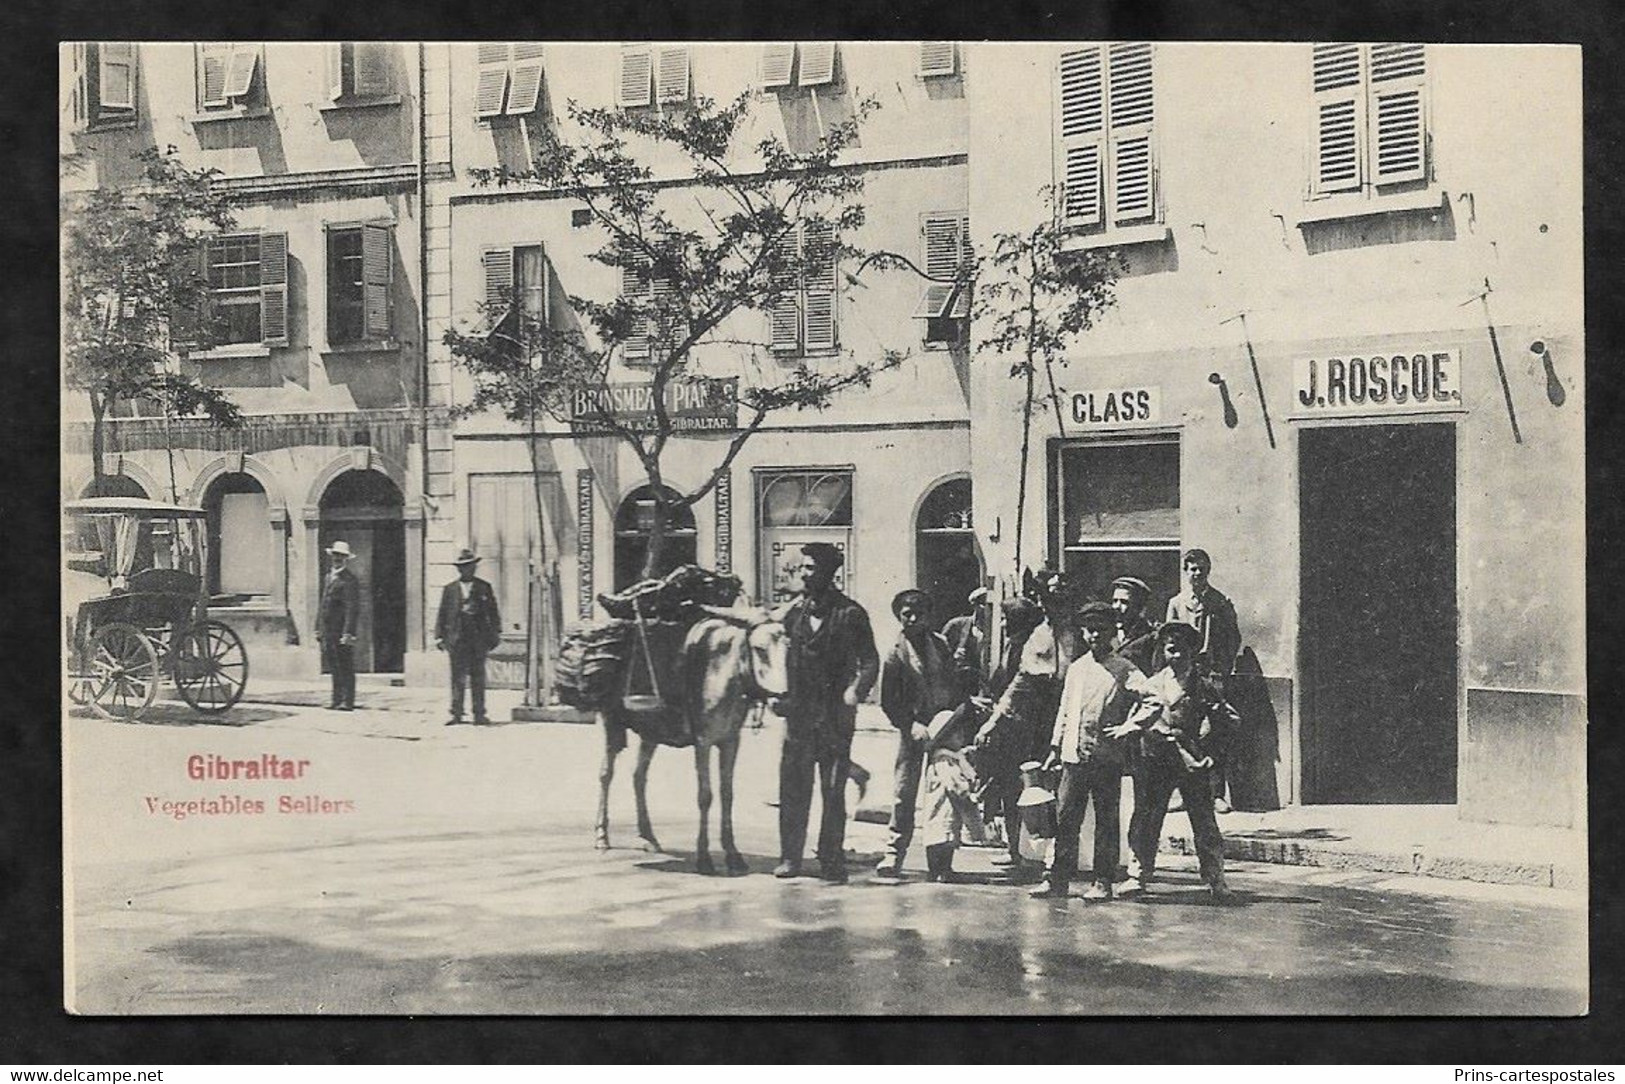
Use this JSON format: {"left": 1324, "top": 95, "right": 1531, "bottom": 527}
{"left": 175, "top": 620, "right": 249, "bottom": 714}
{"left": 86, "top": 623, "right": 161, "bottom": 722}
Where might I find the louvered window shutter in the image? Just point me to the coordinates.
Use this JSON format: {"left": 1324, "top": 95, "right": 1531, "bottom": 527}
{"left": 799, "top": 43, "right": 836, "bottom": 86}
{"left": 768, "top": 230, "right": 800, "bottom": 354}
{"left": 362, "top": 224, "right": 393, "bottom": 340}
{"left": 354, "top": 43, "right": 392, "bottom": 99}
{"left": 1107, "top": 43, "right": 1155, "bottom": 225}
{"left": 1058, "top": 47, "right": 1105, "bottom": 227}
{"left": 200, "top": 43, "right": 232, "bottom": 107}
{"left": 801, "top": 221, "right": 837, "bottom": 353}
{"left": 919, "top": 42, "right": 956, "bottom": 78}
{"left": 1369, "top": 43, "right": 1427, "bottom": 185}
{"left": 623, "top": 262, "right": 650, "bottom": 361}
{"left": 649, "top": 269, "right": 679, "bottom": 351}
{"left": 259, "top": 231, "right": 289, "bottom": 348}
{"left": 224, "top": 45, "right": 259, "bottom": 101}
{"left": 475, "top": 42, "right": 511, "bottom": 119}
{"left": 67, "top": 43, "right": 89, "bottom": 129}
{"left": 507, "top": 43, "right": 545, "bottom": 115}
{"left": 327, "top": 43, "right": 349, "bottom": 101}
{"left": 1312, "top": 43, "right": 1365, "bottom": 196}
{"left": 914, "top": 215, "right": 961, "bottom": 319}
{"left": 656, "top": 45, "right": 690, "bottom": 104}
{"left": 761, "top": 43, "right": 794, "bottom": 88}
{"left": 619, "top": 46, "right": 652, "bottom": 107}
{"left": 99, "top": 43, "right": 136, "bottom": 112}
{"left": 949, "top": 214, "right": 972, "bottom": 318}
{"left": 483, "top": 246, "right": 515, "bottom": 311}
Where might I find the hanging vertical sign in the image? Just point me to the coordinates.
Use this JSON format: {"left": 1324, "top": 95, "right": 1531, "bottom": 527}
{"left": 714, "top": 471, "right": 732, "bottom": 575}
{"left": 576, "top": 469, "right": 595, "bottom": 621}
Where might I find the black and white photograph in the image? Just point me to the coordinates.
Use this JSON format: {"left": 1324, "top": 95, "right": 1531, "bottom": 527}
{"left": 59, "top": 39, "right": 1586, "bottom": 1017}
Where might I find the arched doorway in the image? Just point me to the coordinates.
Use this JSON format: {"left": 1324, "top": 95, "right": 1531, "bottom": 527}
{"left": 72, "top": 474, "right": 153, "bottom": 568}
{"left": 202, "top": 473, "right": 272, "bottom": 601}
{"left": 318, "top": 470, "right": 405, "bottom": 673}
{"left": 916, "top": 476, "right": 982, "bottom": 626}
{"left": 613, "top": 484, "right": 697, "bottom": 590}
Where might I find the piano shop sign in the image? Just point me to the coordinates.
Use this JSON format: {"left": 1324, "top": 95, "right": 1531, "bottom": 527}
{"left": 1292, "top": 350, "right": 1462, "bottom": 416}
{"left": 570, "top": 377, "right": 738, "bottom": 433}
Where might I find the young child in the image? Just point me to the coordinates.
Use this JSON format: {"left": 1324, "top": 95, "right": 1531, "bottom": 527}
{"left": 918, "top": 701, "right": 987, "bottom": 881}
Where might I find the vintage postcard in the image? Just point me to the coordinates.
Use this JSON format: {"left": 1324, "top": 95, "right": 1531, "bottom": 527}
{"left": 61, "top": 40, "right": 1586, "bottom": 1015}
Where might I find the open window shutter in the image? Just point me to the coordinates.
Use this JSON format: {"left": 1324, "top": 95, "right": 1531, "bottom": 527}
{"left": 327, "top": 43, "right": 349, "bottom": 100}
{"left": 919, "top": 42, "right": 956, "bottom": 78}
{"left": 655, "top": 45, "right": 690, "bottom": 104}
{"left": 99, "top": 42, "right": 135, "bottom": 111}
{"left": 1059, "top": 47, "right": 1105, "bottom": 227}
{"left": 760, "top": 43, "right": 794, "bottom": 88}
{"left": 914, "top": 214, "right": 961, "bottom": 319}
{"left": 618, "top": 46, "right": 653, "bottom": 108}
{"left": 768, "top": 231, "right": 800, "bottom": 353}
{"left": 354, "top": 43, "right": 392, "bottom": 98}
{"left": 66, "top": 42, "right": 89, "bottom": 129}
{"left": 1369, "top": 43, "right": 1427, "bottom": 185}
{"left": 475, "top": 42, "right": 511, "bottom": 119}
{"left": 507, "top": 43, "right": 545, "bottom": 115}
{"left": 258, "top": 231, "right": 289, "bottom": 348}
{"left": 799, "top": 42, "right": 836, "bottom": 86}
{"left": 169, "top": 245, "right": 207, "bottom": 351}
{"left": 200, "top": 43, "right": 231, "bottom": 107}
{"left": 949, "top": 214, "right": 972, "bottom": 318}
{"left": 362, "top": 224, "right": 392, "bottom": 340}
{"left": 801, "top": 221, "right": 837, "bottom": 353}
{"left": 482, "top": 246, "right": 515, "bottom": 310}
{"left": 649, "top": 269, "right": 680, "bottom": 350}
{"left": 1107, "top": 43, "right": 1155, "bottom": 224}
{"left": 622, "top": 262, "right": 650, "bottom": 361}
{"left": 224, "top": 45, "right": 259, "bottom": 101}
{"left": 1312, "top": 43, "right": 1365, "bottom": 195}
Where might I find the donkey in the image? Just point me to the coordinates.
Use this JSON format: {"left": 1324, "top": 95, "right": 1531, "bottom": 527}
{"left": 593, "top": 606, "right": 788, "bottom": 875}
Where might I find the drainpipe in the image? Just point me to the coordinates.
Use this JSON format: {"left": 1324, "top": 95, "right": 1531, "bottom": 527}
{"left": 416, "top": 41, "right": 432, "bottom": 655}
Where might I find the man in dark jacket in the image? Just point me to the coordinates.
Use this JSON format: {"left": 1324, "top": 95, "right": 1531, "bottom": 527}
{"left": 775, "top": 542, "right": 879, "bottom": 883}
{"left": 875, "top": 589, "right": 958, "bottom": 879}
{"left": 434, "top": 548, "right": 502, "bottom": 726}
{"left": 317, "top": 540, "right": 361, "bottom": 711}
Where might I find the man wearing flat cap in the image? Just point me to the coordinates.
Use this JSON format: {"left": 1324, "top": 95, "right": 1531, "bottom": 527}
{"left": 1164, "top": 548, "right": 1242, "bottom": 811}
{"left": 435, "top": 548, "right": 502, "bottom": 726}
{"left": 1109, "top": 576, "right": 1157, "bottom": 677}
{"left": 775, "top": 542, "right": 879, "bottom": 883}
{"left": 876, "top": 588, "right": 959, "bottom": 878}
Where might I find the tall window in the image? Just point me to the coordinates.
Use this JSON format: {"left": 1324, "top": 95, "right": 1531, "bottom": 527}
{"left": 769, "top": 220, "right": 838, "bottom": 356}
{"left": 204, "top": 473, "right": 271, "bottom": 599}
{"left": 619, "top": 256, "right": 680, "bottom": 366}
{"left": 914, "top": 212, "right": 971, "bottom": 346}
{"left": 482, "top": 243, "right": 549, "bottom": 355}
{"left": 760, "top": 43, "right": 837, "bottom": 89}
{"left": 614, "top": 485, "right": 697, "bottom": 590}
{"left": 474, "top": 42, "right": 545, "bottom": 119}
{"left": 195, "top": 42, "right": 264, "bottom": 114}
{"left": 65, "top": 43, "right": 137, "bottom": 131}
{"left": 1052, "top": 436, "right": 1181, "bottom": 605}
{"left": 1311, "top": 43, "right": 1429, "bottom": 198}
{"left": 1057, "top": 43, "right": 1156, "bottom": 231}
{"left": 618, "top": 44, "right": 690, "bottom": 108}
{"left": 200, "top": 231, "right": 288, "bottom": 348}
{"left": 916, "top": 478, "right": 982, "bottom": 624}
{"left": 326, "top": 224, "right": 394, "bottom": 346}
{"left": 756, "top": 468, "right": 854, "bottom": 603}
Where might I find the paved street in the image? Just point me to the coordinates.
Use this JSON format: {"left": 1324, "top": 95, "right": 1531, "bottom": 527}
{"left": 65, "top": 699, "right": 1587, "bottom": 1016}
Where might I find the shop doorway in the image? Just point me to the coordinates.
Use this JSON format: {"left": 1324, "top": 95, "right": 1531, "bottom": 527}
{"left": 1299, "top": 423, "right": 1457, "bottom": 804}
{"left": 613, "top": 484, "right": 697, "bottom": 591}
{"left": 916, "top": 477, "right": 983, "bottom": 626}
{"left": 318, "top": 470, "right": 406, "bottom": 673}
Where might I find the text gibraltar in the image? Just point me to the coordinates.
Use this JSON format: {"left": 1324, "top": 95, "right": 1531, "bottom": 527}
{"left": 187, "top": 753, "right": 312, "bottom": 780}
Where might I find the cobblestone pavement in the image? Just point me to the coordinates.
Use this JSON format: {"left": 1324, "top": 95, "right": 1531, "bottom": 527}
{"left": 64, "top": 700, "right": 1587, "bottom": 1015}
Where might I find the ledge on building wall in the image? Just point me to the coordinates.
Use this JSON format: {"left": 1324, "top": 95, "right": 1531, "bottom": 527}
{"left": 322, "top": 341, "right": 401, "bottom": 357}
{"left": 188, "top": 107, "right": 272, "bottom": 125}
{"left": 318, "top": 95, "right": 404, "bottom": 113}
{"left": 193, "top": 344, "right": 273, "bottom": 361}
{"left": 1059, "top": 223, "right": 1172, "bottom": 254}
{"left": 1293, "top": 186, "right": 1447, "bottom": 228}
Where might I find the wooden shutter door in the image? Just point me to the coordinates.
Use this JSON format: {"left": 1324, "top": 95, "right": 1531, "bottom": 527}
{"left": 1369, "top": 43, "right": 1427, "bottom": 185}
{"left": 362, "top": 224, "right": 392, "bottom": 340}
{"left": 224, "top": 45, "right": 259, "bottom": 101}
{"left": 475, "top": 43, "right": 510, "bottom": 118}
{"left": 354, "top": 43, "right": 392, "bottom": 99}
{"left": 914, "top": 215, "right": 960, "bottom": 318}
{"left": 1059, "top": 47, "right": 1105, "bottom": 228}
{"left": 801, "top": 221, "right": 837, "bottom": 352}
{"left": 199, "top": 43, "right": 231, "bottom": 107}
{"left": 1312, "top": 43, "right": 1365, "bottom": 195}
{"left": 799, "top": 43, "right": 836, "bottom": 86}
{"left": 950, "top": 214, "right": 972, "bottom": 317}
{"left": 482, "top": 245, "right": 515, "bottom": 316}
{"left": 618, "top": 46, "right": 652, "bottom": 108}
{"left": 507, "top": 43, "right": 545, "bottom": 115}
{"left": 259, "top": 231, "right": 289, "bottom": 347}
{"left": 760, "top": 43, "right": 794, "bottom": 89}
{"left": 1107, "top": 43, "right": 1155, "bottom": 225}
{"left": 656, "top": 45, "right": 690, "bottom": 104}
{"left": 99, "top": 43, "right": 136, "bottom": 111}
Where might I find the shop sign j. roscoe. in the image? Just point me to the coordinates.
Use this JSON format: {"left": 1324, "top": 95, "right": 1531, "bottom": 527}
{"left": 570, "top": 377, "right": 738, "bottom": 433}
{"left": 1292, "top": 350, "right": 1462, "bottom": 416}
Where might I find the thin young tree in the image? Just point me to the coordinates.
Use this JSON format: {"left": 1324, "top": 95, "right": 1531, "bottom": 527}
{"left": 975, "top": 187, "right": 1120, "bottom": 569}
{"left": 63, "top": 147, "right": 244, "bottom": 497}
{"left": 444, "top": 91, "right": 903, "bottom": 582}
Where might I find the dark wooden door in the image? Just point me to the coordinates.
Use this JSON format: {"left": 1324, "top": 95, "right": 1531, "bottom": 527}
{"left": 1300, "top": 423, "right": 1457, "bottom": 803}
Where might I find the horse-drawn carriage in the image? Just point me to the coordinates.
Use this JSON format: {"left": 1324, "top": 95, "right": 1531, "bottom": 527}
{"left": 64, "top": 497, "right": 249, "bottom": 721}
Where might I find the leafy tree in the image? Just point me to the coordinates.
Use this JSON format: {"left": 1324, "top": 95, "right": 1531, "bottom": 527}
{"left": 445, "top": 92, "right": 903, "bottom": 580}
{"left": 975, "top": 187, "right": 1120, "bottom": 567}
{"left": 63, "top": 147, "right": 243, "bottom": 497}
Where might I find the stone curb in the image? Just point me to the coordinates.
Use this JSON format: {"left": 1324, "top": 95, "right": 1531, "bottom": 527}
{"left": 1163, "top": 832, "right": 1583, "bottom": 890}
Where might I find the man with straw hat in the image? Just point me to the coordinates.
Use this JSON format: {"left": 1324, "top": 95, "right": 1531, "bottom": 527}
{"left": 317, "top": 540, "right": 361, "bottom": 712}
{"left": 435, "top": 548, "right": 502, "bottom": 726}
